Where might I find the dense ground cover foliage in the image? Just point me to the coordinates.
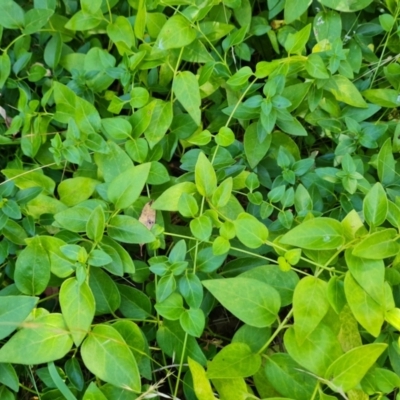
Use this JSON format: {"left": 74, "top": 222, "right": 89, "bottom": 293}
{"left": 1, "top": 0, "right": 400, "bottom": 398}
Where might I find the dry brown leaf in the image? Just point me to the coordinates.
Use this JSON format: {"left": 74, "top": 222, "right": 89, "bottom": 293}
{"left": 138, "top": 201, "right": 156, "bottom": 256}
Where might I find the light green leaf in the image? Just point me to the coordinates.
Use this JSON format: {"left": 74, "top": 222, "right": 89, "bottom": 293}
{"left": 23, "top": 8, "right": 53, "bottom": 35}
{"left": 202, "top": 277, "right": 280, "bottom": 327}
{"left": 344, "top": 272, "right": 384, "bottom": 337}
{"left": 179, "top": 308, "right": 205, "bottom": 337}
{"left": 244, "top": 123, "right": 272, "bottom": 169}
{"left": 54, "top": 206, "right": 92, "bottom": 232}
{"left": 0, "top": 363, "right": 19, "bottom": 392}
{"left": 284, "top": 0, "right": 312, "bottom": 23}
{"left": 305, "top": 54, "right": 330, "bottom": 79}
{"left": 0, "top": 0, "right": 24, "bottom": 29}
{"left": 58, "top": 177, "right": 99, "bottom": 207}
{"left": 377, "top": 138, "right": 396, "bottom": 185}
{"left": 173, "top": 71, "right": 201, "bottom": 125}
{"left": 319, "top": 0, "right": 373, "bottom": 11}
{"left": 0, "top": 314, "right": 73, "bottom": 364}
{"left": 108, "top": 163, "right": 151, "bottom": 209}
{"left": 284, "top": 24, "right": 311, "bottom": 54}
{"left": 0, "top": 53, "right": 11, "bottom": 89}
{"left": 15, "top": 240, "right": 50, "bottom": 295}
{"left": 280, "top": 217, "right": 345, "bottom": 250}
{"left": 352, "top": 228, "right": 399, "bottom": 259}
{"left": 293, "top": 277, "right": 330, "bottom": 344}
{"left": 101, "top": 117, "right": 132, "bottom": 141}
{"left": 65, "top": 9, "right": 103, "bottom": 31}
{"left": 190, "top": 215, "right": 212, "bottom": 241}
{"left": 107, "top": 215, "right": 155, "bottom": 244}
{"left": 207, "top": 343, "right": 261, "bottom": 379}
{"left": 152, "top": 182, "right": 197, "bottom": 211}
{"left": 155, "top": 15, "right": 197, "bottom": 50}
{"left": 284, "top": 324, "right": 343, "bottom": 376}
{"left": 81, "top": 324, "right": 141, "bottom": 392}
{"left": 86, "top": 206, "right": 105, "bottom": 243}
{"left": 188, "top": 357, "right": 215, "bottom": 400}
{"left": 195, "top": 152, "right": 217, "bottom": 198}
{"left": 212, "top": 178, "right": 233, "bottom": 208}
{"left": 0, "top": 296, "right": 38, "bottom": 340}
{"left": 144, "top": 100, "right": 173, "bottom": 147}
{"left": 325, "top": 343, "right": 387, "bottom": 392}
{"left": 60, "top": 278, "right": 95, "bottom": 347}
{"left": 362, "top": 89, "right": 400, "bottom": 108}
{"left": 234, "top": 212, "right": 269, "bottom": 249}
{"left": 345, "top": 249, "right": 385, "bottom": 305}
{"left": 324, "top": 75, "right": 367, "bottom": 108}
{"left": 363, "top": 182, "right": 387, "bottom": 227}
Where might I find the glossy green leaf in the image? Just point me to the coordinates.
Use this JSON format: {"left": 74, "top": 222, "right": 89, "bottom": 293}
{"left": 363, "top": 89, "right": 400, "bottom": 107}
{"left": 319, "top": 0, "right": 373, "bottom": 11}
{"left": 280, "top": 218, "right": 345, "bottom": 250}
{"left": 0, "top": 0, "right": 24, "bottom": 29}
{"left": 324, "top": 75, "right": 368, "bottom": 108}
{"left": 152, "top": 182, "right": 197, "bottom": 211}
{"left": 353, "top": 228, "right": 399, "bottom": 259}
{"left": 81, "top": 324, "right": 141, "bottom": 392}
{"left": 180, "top": 308, "right": 205, "bottom": 337}
{"left": 284, "top": 0, "right": 312, "bottom": 23}
{"left": 202, "top": 277, "right": 280, "bottom": 327}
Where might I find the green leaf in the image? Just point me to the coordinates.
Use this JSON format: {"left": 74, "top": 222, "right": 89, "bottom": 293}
{"left": 244, "top": 123, "right": 272, "bottom": 169}
{"left": 89, "top": 268, "right": 121, "bottom": 316}
{"left": 155, "top": 15, "right": 197, "bottom": 50}
{"left": 23, "top": 8, "right": 54, "bottom": 35}
{"left": 211, "top": 178, "right": 233, "bottom": 208}
{"left": 363, "top": 89, "right": 400, "bottom": 108}
{"left": 284, "top": 0, "right": 312, "bottom": 23}
{"left": 15, "top": 240, "right": 50, "bottom": 295}
{"left": 363, "top": 182, "right": 387, "bottom": 227}
{"left": 0, "top": 296, "right": 38, "bottom": 340}
{"left": 179, "top": 308, "right": 205, "bottom": 337}
{"left": 0, "top": 53, "right": 11, "bottom": 89}
{"left": 173, "top": 71, "right": 201, "bottom": 126}
{"left": 264, "top": 353, "right": 317, "bottom": 400}
{"left": 58, "top": 177, "right": 98, "bottom": 207}
{"left": 81, "top": 324, "right": 141, "bottom": 392}
{"left": 101, "top": 117, "right": 132, "bottom": 140}
{"left": 195, "top": 152, "right": 217, "bottom": 198}
{"left": 60, "top": 278, "right": 95, "bottom": 347}
{"left": 155, "top": 293, "right": 184, "bottom": 320}
{"left": 305, "top": 54, "right": 330, "bottom": 79}
{"left": 188, "top": 357, "right": 215, "bottom": 400}
{"left": 319, "top": 0, "right": 373, "bottom": 11}
{"left": 280, "top": 217, "right": 345, "bottom": 250}
{"left": 377, "top": 138, "right": 396, "bottom": 185}
{"left": 0, "top": 0, "right": 24, "bottom": 29}
{"left": 284, "top": 324, "right": 343, "bottom": 376}
{"left": 345, "top": 249, "right": 385, "bottom": 305}
{"left": 207, "top": 343, "right": 261, "bottom": 379}
{"left": 152, "top": 182, "right": 197, "bottom": 211}
{"left": 86, "top": 206, "right": 105, "bottom": 243}
{"left": 144, "top": 100, "right": 173, "bottom": 147}
{"left": 0, "top": 314, "right": 73, "bottom": 364}
{"left": 156, "top": 319, "right": 207, "bottom": 365}
{"left": 234, "top": 212, "right": 269, "bottom": 249}
{"left": 108, "top": 163, "right": 151, "bottom": 209}
{"left": 107, "top": 16, "right": 136, "bottom": 51}
{"left": 107, "top": 215, "right": 155, "bottom": 244}
{"left": 325, "top": 343, "right": 387, "bottom": 392}
{"left": 324, "top": 75, "right": 368, "bottom": 108}
{"left": 202, "top": 277, "right": 280, "bottom": 327}
{"left": 0, "top": 363, "right": 19, "bottom": 392}
{"left": 293, "top": 277, "right": 330, "bottom": 344}
{"left": 118, "top": 284, "right": 152, "bottom": 320}
{"left": 54, "top": 206, "right": 92, "bottom": 232}
{"left": 190, "top": 215, "right": 213, "bottom": 241}
{"left": 352, "top": 228, "right": 399, "bottom": 259}
{"left": 344, "top": 272, "right": 384, "bottom": 337}
{"left": 284, "top": 24, "right": 311, "bottom": 54}
{"left": 65, "top": 9, "right": 103, "bottom": 31}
